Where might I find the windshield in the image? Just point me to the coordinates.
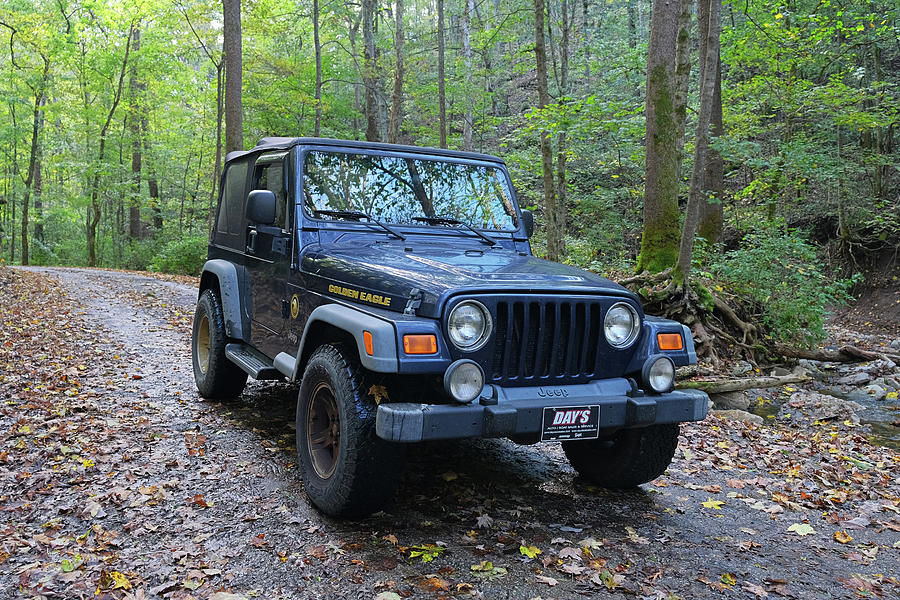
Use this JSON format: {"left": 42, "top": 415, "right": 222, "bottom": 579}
{"left": 301, "top": 150, "right": 518, "bottom": 231}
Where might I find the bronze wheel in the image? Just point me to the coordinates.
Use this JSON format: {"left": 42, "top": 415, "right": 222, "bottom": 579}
{"left": 296, "top": 344, "right": 407, "bottom": 517}
{"left": 196, "top": 315, "right": 211, "bottom": 373}
{"left": 306, "top": 382, "right": 341, "bottom": 479}
{"left": 191, "top": 289, "right": 247, "bottom": 399}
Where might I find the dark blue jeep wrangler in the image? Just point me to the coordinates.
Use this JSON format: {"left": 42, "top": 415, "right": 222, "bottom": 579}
{"left": 191, "top": 137, "right": 708, "bottom": 517}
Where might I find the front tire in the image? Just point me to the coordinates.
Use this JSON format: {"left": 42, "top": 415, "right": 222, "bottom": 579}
{"left": 296, "top": 344, "right": 406, "bottom": 517}
{"left": 562, "top": 423, "right": 680, "bottom": 488}
{"left": 192, "top": 289, "right": 248, "bottom": 399}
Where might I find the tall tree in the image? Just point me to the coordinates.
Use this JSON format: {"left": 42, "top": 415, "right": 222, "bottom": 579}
{"left": 128, "top": 25, "right": 143, "bottom": 239}
{"left": 534, "top": 0, "right": 564, "bottom": 260}
{"left": 636, "top": 0, "right": 682, "bottom": 274}
{"left": 313, "top": 0, "right": 323, "bottom": 137}
{"left": 21, "top": 60, "right": 49, "bottom": 266}
{"left": 461, "top": 0, "right": 474, "bottom": 150}
{"left": 674, "top": 0, "right": 721, "bottom": 283}
{"left": 555, "top": 0, "right": 571, "bottom": 249}
{"left": 223, "top": 0, "right": 243, "bottom": 153}
{"left": 388, "top": 0, "right": 404, "bottom": 144}
{"left": 436, "top": 0, "right": 447, "bottom": 148}
{"left": 697, "top": 54, "right": 724, "bottom": 243}
{"left": 87, "top": 25, "right": 133, "bottom": 267}
{"left": 361, "top": 0, "right": 379, "bottom": 141}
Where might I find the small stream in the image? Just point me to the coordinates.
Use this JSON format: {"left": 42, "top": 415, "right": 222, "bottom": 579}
{"left": 748, "top": 359, "right": 900, "bottom": 449}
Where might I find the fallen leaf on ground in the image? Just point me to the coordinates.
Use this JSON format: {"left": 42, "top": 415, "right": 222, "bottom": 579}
{"left": 787, "top": 523, "right": 816, "bottom": 536}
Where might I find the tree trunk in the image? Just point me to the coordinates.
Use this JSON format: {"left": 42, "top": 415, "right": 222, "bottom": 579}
{"left": 636, "top": 0, "right": 682, "bottom": 274}
{"left": 313, "top": 0, "right": 323, "bottom": 137}
{"left": 461, "top": 0, "right": 474, "bottom": 150}
{"left": 223, "top": 0, "right": 243, "bottom": 153}
{"left": 88, "top": 27, "right": 132, "bottom": 268}
{"left": 21, "top": 59, "right": 50, "bottom": 266}
{"left": 582, "top": 0, "right": 591, "bottom": 79}
{"left": 144, "top": 127, "right": 162, "bottom": 231}
{"left": 388, "top": 0, "right": 404, "bottom": 144}
{"left": 437, "top": 0, "right": 447, "bottom": 148}
{"left": 128, "top": 26, "right": 143, "bottom": 240}
{"left": 673, "top": 0, "right": 692, "bottom": 171}
{"left": 555, "top": 0, "right": 571, "bottom": 246}
{"left": 32, "top": 118, "right": 43, "bottom": 246}
{"left": 362, "top": 0, "right": 379, "bottom": 141}
{"left": 697, "top": 51, "right": 724, "bottom": 243}
{"left": 210, "top": 62, "right": 224, "bottom": 230}
{"left": 674, "top": 0, "right": 721, "bottom": 284}
{"left": 534, "top": 0, "right": 564, "bottom": 261}
{"left": 627, "top": 0, "right": 637, "bottom": 48}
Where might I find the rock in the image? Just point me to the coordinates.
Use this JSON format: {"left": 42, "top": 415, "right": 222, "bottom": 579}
{"left": 836, "top": 372, "right": 871, "bottom": 385}
{"left": 862, "top": 384, "right": 887, "bottom": 401}
{"left": 710, "top": 391, "right": 752, "bottom": 411}
{"left": 731, "top": 360, "right": 753, "bottom": 376}
{"left": 771, "top": 366, "right": 791, "bottom": 377}
{"left": 783, "top": 391, "right": 865, "bottom": 424}
{"left": 798, "top": 360, "right": 828, "bottom": 381}
{"left": 883, "top": 375, "right": 900, "bottom": 391}
{"left": 713, "top": 409, "right": 764, "bottom": 426}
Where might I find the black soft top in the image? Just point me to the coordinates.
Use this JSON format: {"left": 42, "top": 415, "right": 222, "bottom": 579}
{"left": 224, "top": 137, "right": 507, "bottom": 166}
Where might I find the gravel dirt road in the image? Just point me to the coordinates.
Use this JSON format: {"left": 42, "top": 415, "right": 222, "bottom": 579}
{"left": 1, "top": 267, "right": 898, "bottom": 600}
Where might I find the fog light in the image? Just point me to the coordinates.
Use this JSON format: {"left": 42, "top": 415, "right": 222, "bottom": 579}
{"left": 642, "top": 355, "right": 675, "bottom": 393}
{"left": 443, "top": 359, "right": 484, "bottom": 403}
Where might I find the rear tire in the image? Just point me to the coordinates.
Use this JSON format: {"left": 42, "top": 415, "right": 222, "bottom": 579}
{"left": 562, "top": 423, "right": 680, "bottom": 488}
{"left": 296, "top": 344, "right": 406, "bottom": 517}
{"left": 192, "top": 289, "right": 248, "bottom": 399}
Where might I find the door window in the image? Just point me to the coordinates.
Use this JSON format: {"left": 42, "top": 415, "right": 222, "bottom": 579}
{"left": 255, "top": 160, "right": 288, "bottom": 230}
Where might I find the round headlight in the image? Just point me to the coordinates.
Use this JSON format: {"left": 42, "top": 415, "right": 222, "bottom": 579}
{"left": 444, "top": 360, "right": 484, "bottom": 403}
{"left": 604, "top": 302, "right": 640, "bottom": 348}
{"left": 642, "top": 355, "right": 675, "bottom": 393}
{"left": 447, "top": 301, "right": 492, "bottom": 351}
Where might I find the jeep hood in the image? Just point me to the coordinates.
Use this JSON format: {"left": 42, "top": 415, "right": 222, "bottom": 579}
{"left": 301, "top": 239, "right": 637, "bottom": 318}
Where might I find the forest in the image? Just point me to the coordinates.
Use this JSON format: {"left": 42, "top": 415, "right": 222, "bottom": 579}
{"left": 1, "top": 0, "right": 898, "bottom": 352}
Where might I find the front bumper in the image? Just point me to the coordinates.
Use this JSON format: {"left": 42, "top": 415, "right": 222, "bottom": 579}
{"left": 375, "top": 378, "right": 709, "bottom": 442}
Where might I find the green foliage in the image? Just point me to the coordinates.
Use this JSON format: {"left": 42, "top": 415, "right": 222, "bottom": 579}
{"left": 705, "top": 228, "right": 854, "bottom": 346}
{"left": 148, "top": 237, "right": 208, "bottom": 276}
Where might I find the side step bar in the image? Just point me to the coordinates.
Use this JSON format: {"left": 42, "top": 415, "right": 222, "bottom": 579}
{"left": 225, "top": 343, "right": 283, "bottom": 380}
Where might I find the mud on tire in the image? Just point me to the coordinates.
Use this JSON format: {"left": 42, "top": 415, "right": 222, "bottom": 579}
{"left": 562, "top": 423, "right": 680, "bottom": 488}
{"left": 296, "top": 344, "right": 407, "bottom": 518}
{"left": 192, "top": 289, "right": 248, "bottom": 399}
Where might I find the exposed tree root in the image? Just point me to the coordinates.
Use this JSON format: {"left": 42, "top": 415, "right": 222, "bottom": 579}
{"left": 621, "top": 270, "right": 894, "bottom": 368}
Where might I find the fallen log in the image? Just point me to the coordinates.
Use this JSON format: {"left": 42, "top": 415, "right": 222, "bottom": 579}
{"left": 677, "top": 372, "right": 809, "bottom": 394}
{"left": 774, "top": 343, "right": 899, "bottom": 365}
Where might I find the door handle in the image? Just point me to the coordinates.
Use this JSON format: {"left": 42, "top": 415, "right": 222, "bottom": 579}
{"left": 246, "top": 229, "right": 258, "bottom": 253}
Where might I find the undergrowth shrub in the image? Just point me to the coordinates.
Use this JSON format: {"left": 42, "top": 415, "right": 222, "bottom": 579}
{"left": 148, "top": 236, "right": 207, "bottom": 276}
{"left": 704, "top": 228, "right": 854, "bottom": 347}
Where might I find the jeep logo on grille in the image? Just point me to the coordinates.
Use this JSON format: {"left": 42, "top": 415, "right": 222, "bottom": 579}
{"left": 537, "top": 387, "right": 569, "bottom": 398}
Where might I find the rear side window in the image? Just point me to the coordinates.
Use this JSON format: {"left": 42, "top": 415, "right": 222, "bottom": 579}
{"left": 215, "top": 161, "right": 249, "bottom": 248}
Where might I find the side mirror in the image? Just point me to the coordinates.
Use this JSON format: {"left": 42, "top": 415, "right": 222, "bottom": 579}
{"left": 246, "top": 190, "right": 277, "bottom": 225}
{"left": 520, "top": 209, "right": 534, "bottom": 239}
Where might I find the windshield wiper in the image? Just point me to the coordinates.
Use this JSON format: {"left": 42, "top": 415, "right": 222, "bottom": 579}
{"left": 412, "top": 216, "right": 497, "bottom": 247}
{"left": 313, "top": 209, "right": 406, "bottom": 241}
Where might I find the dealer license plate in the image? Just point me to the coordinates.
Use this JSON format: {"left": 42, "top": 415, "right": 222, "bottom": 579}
{"left": 541, "top": 405, "right": 600, "bottom": 441}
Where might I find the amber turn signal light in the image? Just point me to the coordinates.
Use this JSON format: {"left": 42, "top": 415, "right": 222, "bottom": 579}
{"left": 657, "top": 333, "right": 683, "bottom": 351}
{"left": 404, "top": 334, "right": 438, "bottom": 355}
{"left": 363, "top": 331, "right": 374, "bottom": 355}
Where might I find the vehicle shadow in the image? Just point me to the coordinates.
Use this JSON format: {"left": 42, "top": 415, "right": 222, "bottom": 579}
{"left": 209, "top": 380, "right": 660, "bottom": 536}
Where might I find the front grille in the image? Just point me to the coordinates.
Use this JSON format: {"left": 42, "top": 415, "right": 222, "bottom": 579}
{"left": 490, "top": 298, "right": 606, "bottom": 383}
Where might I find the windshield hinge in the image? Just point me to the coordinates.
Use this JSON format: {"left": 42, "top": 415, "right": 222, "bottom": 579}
{"left": 404, "top": 288, "right": 424, "bottom": 315}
